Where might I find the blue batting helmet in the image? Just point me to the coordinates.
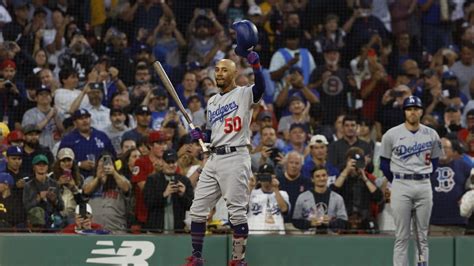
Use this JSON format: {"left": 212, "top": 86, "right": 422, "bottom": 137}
{"left": 232, "top": 20, "right": 258, "bottom": 57}
{"left": 403, "top": 96, "right": 423, "bottom": 110}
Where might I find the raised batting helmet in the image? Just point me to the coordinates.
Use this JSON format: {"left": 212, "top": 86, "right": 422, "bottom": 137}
{"left": 403, "top": 96, "right": 423, "bottom": 110}
{"left": 232, "top": 20, "right": 258, "bottom": 57}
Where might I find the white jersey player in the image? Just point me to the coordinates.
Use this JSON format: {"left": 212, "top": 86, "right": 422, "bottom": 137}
{"left": 186, "top": 51, "right": 265, "bottom": 266}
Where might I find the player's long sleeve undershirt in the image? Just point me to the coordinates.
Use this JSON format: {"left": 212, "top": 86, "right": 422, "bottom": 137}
{"left": 252, "top": 70, "right": 265, "bottom": 103}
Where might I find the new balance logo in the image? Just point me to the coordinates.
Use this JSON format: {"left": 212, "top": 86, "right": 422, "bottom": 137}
{"left": 86, "top": 241, "right": 155, "bottom": 265}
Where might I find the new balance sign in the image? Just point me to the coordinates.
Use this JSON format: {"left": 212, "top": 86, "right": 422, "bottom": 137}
{"left": 86, "top": 241, "right": 155, "bottom": 265}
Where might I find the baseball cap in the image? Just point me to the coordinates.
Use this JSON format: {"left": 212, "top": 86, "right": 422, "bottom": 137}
{"left": 352, "top": 151, "right": 366, "bottom": 169}
{"left": 23, "top": 124, "right": 41, "bottom": 135}
{"left": 467, "top": 109, "right": 474, "bottom": 118}
{"left": 57, "top": 147, "right": 75, "bottom": 161}
{"left": 0, "top": 172, "right": 14, "bottom": 187}
{"left": 134, "top": 105, "right": 151, "bottom": 115}
{"left": 138, "top": 44, "right": 151, "bottom": 53}
{"left": 258, "top": 111, "right": 273, "bottom": 121}
{"left": 445, "top": 104, "right": 460, "bottom": 112}
{"left": 288, "top": 95, "right": 304, "bottom": 105}
{"left": 148, "top": 130, "right": 168, "bottom": 143}
{"left": 32, "top": 154, "right": 49, "bottom": 165}
{"left": 75, "top": 203, "right": 93, "bottom": 215}
{"left": 289, "top": 123, "right": 309, "bottom": 133}
{"left": 6, "top": 146, "right": 23, "bottom": 157}
{"left": 12, "top": 0, "right": 28, "bottom": 9}
{"left": 442, "top": 70, "right": 457, "bottom": 80}
{"left": 33, "top": 7, "right": 47, "bottom": 17}
{"left": 248, "top": 5, "right": 262, "bottom": 16}
{"left": 72, "top": 109, "right": 91, "bottom": 120}
{"left": 36, "top": 84, "right": 51, "bottom": 94}
{"left": 163, "top": 149, "right": 178, "bottom": 163}
{"left": 187, "top": 95, "right": 202, "bottom": 105}
{"left": 289, "top": 66, "right": 303, "bottom": 75}
{"left": 6, "top": 130, "right": 24, "bottom": 144}
{"left": 422, "top": 68, "right": 436, "bottom": 78}
{"left": 186, "top": 61, "right": 204, "bottom": 71}
{"left": 258, "top": 163, "right": 274, "bottom": 174}
{"left": 309, "top": 135, "right": 329, "bottom": 146}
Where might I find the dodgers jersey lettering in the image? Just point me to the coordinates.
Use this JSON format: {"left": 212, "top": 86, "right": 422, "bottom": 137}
{"left": 206, "top": 85, "right": 254, "bottom": 147}
{"left": 380, "top": 124, "right": 443, "bottom": 174}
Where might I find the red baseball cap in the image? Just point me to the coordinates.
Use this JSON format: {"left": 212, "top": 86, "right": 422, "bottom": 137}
{"left": 148, "top": 131, "right": 168, "bottom": 143}
{"left": 6, "top": 130, "right": 24, "bottom": 144}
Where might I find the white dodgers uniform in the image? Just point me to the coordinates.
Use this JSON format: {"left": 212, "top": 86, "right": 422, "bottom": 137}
{"left": 190, "top": 85, "right": 255, "bottom": 226}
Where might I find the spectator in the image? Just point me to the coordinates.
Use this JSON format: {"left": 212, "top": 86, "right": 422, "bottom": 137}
{"left": 292, "top": 165, "right": 347, "bottom": 233}
{"left": 40, "top": 8, "right": 68, "bottom": 70}
{"left": 360, "top": 62, "right": 393, "bottom": 122}
{"left": 418, "top": 0, "right": 453, "bottom": 54}
{"left": 186, "top": 10, "right": 224, "bottom": 65}
{"left": 423, "top": 70, "right": 462, "bottom": 122}
{"left": 121, "top": 138, "right": 137, "bottom": 156}
{"left": 105, "top": 30, "right": 136, "bottom": 86}
{"left": 70, "top": 81, "right": 111, "bottom": 131}
{"left": 302, "top": 135, "right": 339, "bottom": 185}
{"left": 61, "top": 203, "right": 106, "bottom": 234}
{"left": 0, "top": 172, "right": 26, "bottom": 230}
{"left": 269, "top": 28, "right": 316, "bottom": 86}
{"left": 175, "top": 72, "right": 201, "bottom": 108}
{"left": 309, "top": 43, "right": 355, "bottom": 125}
{"left": 54, "top": 68, "right": 90, "bottom": 118}
{"left": 59, "top": 109, "right": 116, "bottom": 177}
{"left": 246, "top": 5, "right": 271, "bottom": 67}
{"left": 277, "top": 95, "right": 310, "bottom": 139}
{"left": 328, "top": 115, "right": 372, "bottom": 170}
{"left": 148, "top": 16, "right": 186, "bottom": 69}
{"left": 143, "top": 149, "right": 193, "bottom": 232}
{"left": 103, "top": 108, "right": 130, "bottom": 156}
{"left": 440, "top": 105, "right": 464, "bottom": 138}
{"left": 6, "top": 130, "right": 25, "bottom": 147}
{"left": 450, "top": 42, "right": 474, "bottom": 100}
{"left": 82, "top": 152, "right": 131, "bottom": 234}
{"left": 19, "top": 124, "right": 54, "bottom": 177}
{"left": 248, "top": 163, "right": 289, "bottom": 234}
{"left": 4, "top": 146, "right": 28, "bottom": 220}
{"left": 176, "top": 135, "right": 203, "bottom": 187}
{"left": 52, "top": 148, "right": 83, "bottom": 224}
{"left": 312, "top": 13, "right": 352, "bottom": 63}
{"left": 276, "top": 69, "right": 318, "bottom": 116}
{"left": 0, "top": 60, "right": 23, "bottom": 129}
{"left": 119, "top": 148, "right": 142, "bottom": 181}
{"left": 281, "top": 123, "right": 308, "bottom": 155}
{"left": 57, "top": 31, "right": 98, "bottom": 80}
{"left": 251, "top": 126, "right": 284, "bottom": 173}
{"left": 430, "top": 138, "right": 472, "bottom": 235}
{"left": 132, "top": 131, "right": 169, "bottom": 229}
{"left": 23, "top": 155, "right": 64, "bottom": 229}
{"left": 38, "top": 68, "right": 60, "bottom": 93}
{"left": 277, "top": 151, "right": 312, "bottom": 226}
{"left": 330, "top": 147, "right": 383, "bottom": 233}
{"left": 143, "top": 89, "right": 170, "bottom": 131}
{"left": 379, "top": 84, "right": 413, "bottom": 133}
{"left": 21, "top": 85, "right": 63, "bottom": 151}
{"left": 186, "top": 95, "right": 206, "bottom": 129}
{"left": 122, "top": 106, "right": 153, "bottom": 143}
{"left": 387, "top": 32, "right": 422, "bottom": 76}
{"left": 3, "top": 2, "right": 35, "bottom": 55}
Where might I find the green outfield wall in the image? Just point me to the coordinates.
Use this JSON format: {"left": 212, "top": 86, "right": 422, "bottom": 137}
{"left": 0, "top": 234, "right": 472, "bottom": 266}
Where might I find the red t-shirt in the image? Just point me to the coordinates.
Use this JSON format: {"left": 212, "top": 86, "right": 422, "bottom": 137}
{"left": 61, "top": 223, "right": 103, "bottom": 234}
{"left": 132, "top": 155, "right": 154, "bottom": 223}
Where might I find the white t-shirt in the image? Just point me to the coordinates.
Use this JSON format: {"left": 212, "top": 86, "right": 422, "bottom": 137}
{"left": 42, "top": 28, "right": 66, "bottom": 67}
{"left": 54, "top": 88, "right": 90, "bottom": 118}
{"left": 86, "top": 104, "right": 111, "bottom": 131}
{"left": 247, "top": 188, "right": 290, "bottom": 235}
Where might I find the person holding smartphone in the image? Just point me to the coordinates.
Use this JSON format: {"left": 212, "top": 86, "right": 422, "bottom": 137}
{"left": 61, "top": 203, "right": 106, "bottom": 234}
{"left": 82, "top": 152, "right": 131, "bottom": 233}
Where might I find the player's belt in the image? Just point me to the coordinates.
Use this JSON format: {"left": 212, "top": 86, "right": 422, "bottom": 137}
{"left": 394, "top": 173, "right": 430, "bottom": 180}
{"left": 209, "top": 145, "right": 247, "bottom": 155}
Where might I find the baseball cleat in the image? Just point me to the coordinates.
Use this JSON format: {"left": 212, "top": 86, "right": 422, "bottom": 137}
{"left": 183, "top": 256, "right": 204, "bottom": 266}
{"left": 228, "top": 259, "right": 248, "bottom": 266}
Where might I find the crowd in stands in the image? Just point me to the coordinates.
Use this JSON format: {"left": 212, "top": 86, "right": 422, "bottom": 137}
{"left": 0, "top": 0, "right": 474, "bottom": 235}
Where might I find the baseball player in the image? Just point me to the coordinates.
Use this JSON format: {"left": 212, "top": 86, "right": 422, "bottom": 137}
{"left": 380, "top": 96, "right": 444, "bottom": 266}
{"left": 184, "top": 25, "right": 265, "bottom": 266}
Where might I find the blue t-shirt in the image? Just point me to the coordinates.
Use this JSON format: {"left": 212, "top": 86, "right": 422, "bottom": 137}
{"left": 278, "top": 174, "right": 312, "bottom": 222}
{"left": 302, "top": 155, "right": 340, "bottom": 181}
{"left": 59, "top": 128, "right": 116, "bottom": 176}
{"left": 430, "top": 159, "right": 471, "bottom": 225}
{"left": 418, "top": 0, "right": 441, "bottom": 25}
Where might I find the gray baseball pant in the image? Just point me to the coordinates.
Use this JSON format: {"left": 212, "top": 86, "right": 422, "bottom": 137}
{"left": 391, "top": 178, "right": 433, "bottom": 266}
{"left": 190, "top": 150, "right": 251, "bottom": 225}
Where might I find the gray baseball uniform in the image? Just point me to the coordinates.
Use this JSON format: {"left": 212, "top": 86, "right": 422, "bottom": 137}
{"left": 380, "top": 123, "right": 443, "bottom": 266}
{"left": 189, "top": 85, "right": 254, "bottom": 226}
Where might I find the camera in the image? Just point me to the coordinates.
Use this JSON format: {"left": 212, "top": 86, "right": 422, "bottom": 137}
{"left": 3, "top": 80, "right": 13, "bottom": 89}
{"left": 102, "top": 155, "right": 113, "bottom": 167}
{"left": 353, "top": 154, "right": 366, "bottom": 169}
{"left": 198, "top": 8, "right": 207, "bottom": 16}
{"left": 268, "top": 147, "right": 280, "bottom": 161}
{"left": 79, "top": 202, "right": 87, "bottom": 218}
{"left": 389, "top": 90, "right": 403, "bottom": 98}
{"left": 257, "top": 173, "right": 272, "bottom": 182}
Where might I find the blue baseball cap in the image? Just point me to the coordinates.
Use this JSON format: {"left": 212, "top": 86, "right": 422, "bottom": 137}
{"left": 6, "top": 145, "right": 23, "bottom": 157}
{"left": 0, "top": 172, "right": 14, "bottom": 187}
{"left": 442, "top": 70, "right": 457, "bottom": 80}
{"left": 72, "top": 108, "right": 91, "bottom": 120}
{"left": 36, "top": 85, "right": 51, "bottom": 94}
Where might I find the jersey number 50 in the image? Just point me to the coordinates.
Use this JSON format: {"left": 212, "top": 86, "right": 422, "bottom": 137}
{"left": 224, "top": 116, "right": 242, "bottom": 133}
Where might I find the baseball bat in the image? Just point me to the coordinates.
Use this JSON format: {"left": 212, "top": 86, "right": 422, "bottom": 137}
{"left": 153, "top": 61, "right": 208, "bottom": 153}
{"left": 412, "top": 209, "right": 427, "bottom": 266}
